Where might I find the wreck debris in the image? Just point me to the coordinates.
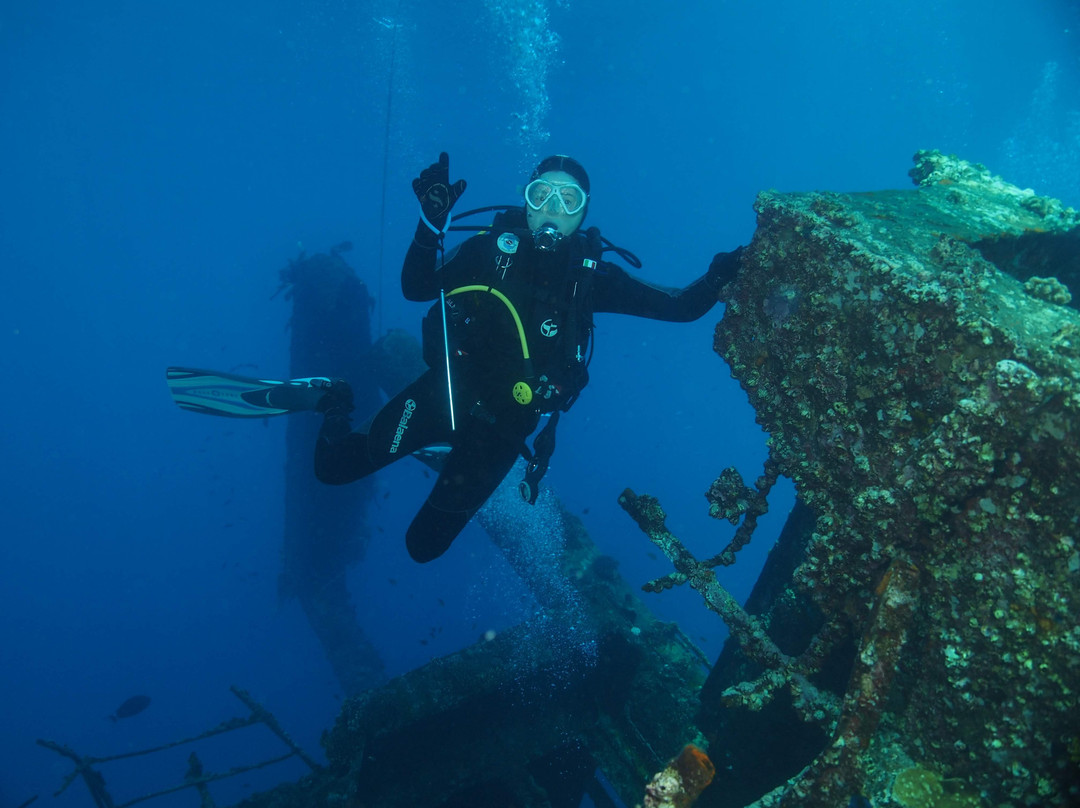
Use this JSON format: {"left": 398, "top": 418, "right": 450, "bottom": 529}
{"left": 644, "top": 455, "right": 783, "bottom": 596}
{"left": 37, "top": 687, "right": 315, "bottom": 808}
{"left": 643, "top": 744, "right": 716, "bottom": 808}
{"left": 704, "top": 455, "right": 782, "bottom": 567}
{"left": 625, "top": 151, "right": 1079, "bottom": 806}
{"left": 619, "top": 489, "right": 841, "bottom": 728}
{"left": 782, "top": 557, "right": 921, "bottom": 803}
{"left": 300, "top": 501, "right": 707, "bottom": 808}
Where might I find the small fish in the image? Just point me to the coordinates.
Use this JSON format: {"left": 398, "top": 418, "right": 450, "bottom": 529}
{"left": 109, "top": 695, "right": 151, "bottom": 722}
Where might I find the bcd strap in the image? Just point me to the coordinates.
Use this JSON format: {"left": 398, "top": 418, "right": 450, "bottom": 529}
{"left": 518, "top": 410, "right": 561, "bottom": 504}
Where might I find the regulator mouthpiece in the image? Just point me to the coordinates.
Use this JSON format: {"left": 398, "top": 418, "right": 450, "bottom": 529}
{"left": 532, "top": 225, "right": 563, "bottom": 251}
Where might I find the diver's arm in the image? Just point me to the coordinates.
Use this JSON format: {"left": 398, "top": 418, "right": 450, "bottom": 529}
{"left": 403, "top": 152, "right": 467, "bottom": 302}
{"left": 594, "top": 248, "right": 743, "bottom": 322}
{"left": 403, "top": 234, "right": 484, "bottom": 302}
{"left": 401, "top": 225, "right": 442, "bottom": 301}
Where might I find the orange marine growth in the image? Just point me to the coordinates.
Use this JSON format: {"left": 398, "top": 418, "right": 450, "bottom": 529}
{"left": 643, "top": 744, "right": 715, "bottom": 808}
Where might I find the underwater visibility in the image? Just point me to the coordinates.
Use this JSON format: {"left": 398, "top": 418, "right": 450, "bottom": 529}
{"left": 3, "top": 2, "right": 1079, "bottom": 808}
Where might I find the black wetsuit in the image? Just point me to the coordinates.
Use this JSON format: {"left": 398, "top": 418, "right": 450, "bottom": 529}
{"left": 316, "top": 218, "right": 731, "bottom": 562}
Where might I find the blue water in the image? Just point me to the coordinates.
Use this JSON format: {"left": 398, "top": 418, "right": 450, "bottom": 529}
{"left": 1, "top": 2, "right": 1077, "bottom": 806}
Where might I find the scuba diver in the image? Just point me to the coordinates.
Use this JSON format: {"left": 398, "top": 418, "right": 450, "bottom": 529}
{"left": 309, "top": 152, "right": 743, "bottom": 562}
{"left": 167, "top": 152, "right": 741, "bottom": 562}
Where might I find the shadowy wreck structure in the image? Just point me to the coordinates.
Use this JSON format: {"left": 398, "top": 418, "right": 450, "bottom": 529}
{"left": 277, "top": 245, "right": 387, "bottom": 695}
{"left": 240, "top": 152, "right": 1078, "bottom": 808}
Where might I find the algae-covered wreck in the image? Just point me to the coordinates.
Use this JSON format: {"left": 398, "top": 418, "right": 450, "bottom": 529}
{"left": 237, "top": 152, "right": 1078, "bottom": 808}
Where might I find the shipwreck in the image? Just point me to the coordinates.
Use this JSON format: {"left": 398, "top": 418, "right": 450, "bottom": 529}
{"left": 44, "top": 152, "right": 1079, "bottom": 808}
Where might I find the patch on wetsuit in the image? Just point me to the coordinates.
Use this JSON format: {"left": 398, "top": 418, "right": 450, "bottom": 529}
{"left": 497, "top": 233, "right": 519, "bottom": 254}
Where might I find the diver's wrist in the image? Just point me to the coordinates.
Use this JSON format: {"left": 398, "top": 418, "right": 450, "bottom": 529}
{"left": 413, "top": 221, "right": 442, "bottom": 249}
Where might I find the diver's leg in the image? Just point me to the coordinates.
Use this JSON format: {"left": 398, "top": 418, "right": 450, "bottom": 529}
{"left": 315, "top": 369, "right": 451, "bottom": 485}
{"left": 404, "top": 429, "right": 524, "bottom": 563}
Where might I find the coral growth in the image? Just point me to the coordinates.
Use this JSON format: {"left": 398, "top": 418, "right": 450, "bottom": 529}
{"left": 891, "top": 766, "right": 983, "bottom": 808}
{"left": 643, "top": 744, "right": 716, "bottom": 808}
{"left": 626, "top": 152, "right": 1080, "bottom": 806}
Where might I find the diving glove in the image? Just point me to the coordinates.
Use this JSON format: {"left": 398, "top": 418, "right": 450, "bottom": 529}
{"left": 412, "top": 152, "right": 467, "bottom": 238}
{"left": 707, "top": 246, "right": 745, "bottom": 290}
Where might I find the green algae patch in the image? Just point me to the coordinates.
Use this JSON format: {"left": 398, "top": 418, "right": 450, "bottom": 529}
{"left": 892, "top": 766, "right": 983, "bottom": 808}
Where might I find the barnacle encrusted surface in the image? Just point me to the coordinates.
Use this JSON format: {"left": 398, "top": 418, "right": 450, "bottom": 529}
{"left": 714, "top": 151, "right": 1080, "bottom": 805}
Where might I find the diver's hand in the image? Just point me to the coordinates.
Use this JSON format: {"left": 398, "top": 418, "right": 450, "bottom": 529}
{"left": 707, "top": 246, "right": 745, "bottom": 290}
{"left": 412, "top": 152, "right": 467, "bottom": 235}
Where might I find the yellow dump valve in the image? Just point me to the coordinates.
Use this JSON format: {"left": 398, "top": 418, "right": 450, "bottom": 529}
{"left": 512, "top": 381, "right": 533, "bottom": 405}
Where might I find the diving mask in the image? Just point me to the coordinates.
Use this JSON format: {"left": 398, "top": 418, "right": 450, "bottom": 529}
{"left": 525, "top": 178, "right": 588, "bottom": 216}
